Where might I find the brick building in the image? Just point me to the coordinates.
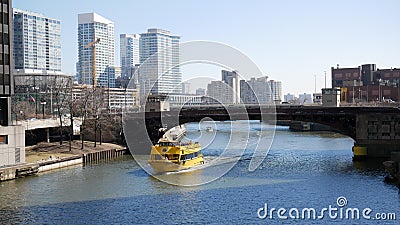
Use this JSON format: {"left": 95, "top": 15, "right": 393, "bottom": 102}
{"left": 331, "top": 64, "right": 400, "bottom": 102}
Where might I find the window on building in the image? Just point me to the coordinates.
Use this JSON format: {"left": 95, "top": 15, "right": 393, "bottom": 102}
{"left": 0, "top": 135, "right": 8, "bottom": 144}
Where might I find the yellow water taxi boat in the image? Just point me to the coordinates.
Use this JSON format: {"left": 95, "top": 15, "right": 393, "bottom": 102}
{"left": 148, "top": 138, "right": 204, "bottom": 173}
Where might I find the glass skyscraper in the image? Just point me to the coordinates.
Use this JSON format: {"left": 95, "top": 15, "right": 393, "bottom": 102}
{"left": 120, "top": 34, "right": 139, "bottom": 80}
{"left": 13, "top": 8, "right": 61, "bottom": 71}
{"left": 77, "top": 12, "right": 115, "bottom": 87}
{"left": 139, "top": 28, "right": 181, "bottom": 97}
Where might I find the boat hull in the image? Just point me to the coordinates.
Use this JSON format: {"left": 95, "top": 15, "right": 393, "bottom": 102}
{"left": 148, "top": 160, "right": 187, "bottom": 173}
{"left": 149, "top": 156, "right": 204, "bottom": 173}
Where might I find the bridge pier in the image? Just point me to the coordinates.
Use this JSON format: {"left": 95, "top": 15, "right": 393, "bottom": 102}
{"left": 353, "top": 142, "right": 399, "bottom": 160}
{"left": 353, "top": 113, "right": 400, "bottom": 160}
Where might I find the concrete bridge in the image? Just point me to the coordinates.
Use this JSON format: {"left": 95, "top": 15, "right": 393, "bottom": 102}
{"left": 17, "top": 118, "right": 82, "bottom": 134}
{"left": 17, "top": 118, "right": 81, "bottom": 133}
{"left": 13, "top": 118, "right": 82, "bottom": 145}
{"left": 123, "top": 105, "right": 400, "bottom": 159}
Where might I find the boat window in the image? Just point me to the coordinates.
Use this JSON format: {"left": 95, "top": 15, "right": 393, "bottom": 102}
{"left": 180, "top": 152, "right": 200, "bottom": 161}
{"left": 159, "top": 142, "right": 175, "bottom": 147}
{"left": 165, "top": 154, "right": 179, "bottom": 160}
{"left": 151, "top": 154, "right": 163, "bottom": 160}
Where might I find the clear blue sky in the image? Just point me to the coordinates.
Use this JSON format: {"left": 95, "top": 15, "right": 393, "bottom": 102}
{"left": 14, "top": 0, "right": 400, "bottom": 95}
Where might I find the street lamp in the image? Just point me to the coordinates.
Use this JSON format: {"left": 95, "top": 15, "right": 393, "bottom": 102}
{"left": 378, "top": 78, "right": 383, "bottom": 102}
{"left": 99, "top": 122, "right": 102, "bottom": 145}
{"left": 94, "top": 114, "right": 98, "bottom": 147}
{"left": 33, "top": 86, "right": 39, "bottom": 118}
{"left": 40, "top": 99, "right": 47, "bottom": 119}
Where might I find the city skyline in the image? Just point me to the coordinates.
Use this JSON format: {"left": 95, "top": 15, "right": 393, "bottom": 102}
{"left": 13, "top": 0, "right": 400, "bottom": 95}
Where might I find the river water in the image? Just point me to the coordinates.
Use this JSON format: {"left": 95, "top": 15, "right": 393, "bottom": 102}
{"left": 0, "top": 122, "right": 399, "bottom": 224}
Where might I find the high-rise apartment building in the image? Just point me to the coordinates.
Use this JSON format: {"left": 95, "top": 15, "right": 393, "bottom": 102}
{"left": 240, "top": 76, "right": 270, "bottom": 104}
{"left": 77, "top": 13, "right": 115, "bottom": 87}
{"left": 120, "top": 34, "right": 139, "bottom": 80}
{"left": 206, "top": 80, "right": 231, "bottom": 104}
{"left": 0, "top": 0, "right": 13, "bottom": 126}
{"left": 221, "top": 70, "right": 240, "bottom": 104}
{"left": 268, "top": 80, "right": 282, "bottom": 103}
{"left": 196, "top": 88, "right": 205, "bottom": 96}
{"left": 107, "top": 66, "right": 119, "bottom": 89}
{"left": 13, "top": 8, "right": 61, "bottom": 71}
{"left": 181, "top": 82, "right": 191, "bottom": 94}
{"left": 139, "top": 28, "right": 181, "bottom": 97}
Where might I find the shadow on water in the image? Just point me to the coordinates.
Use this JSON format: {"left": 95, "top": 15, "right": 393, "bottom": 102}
{"left": 353, "top": 159, "right": 389, "bottom": 171}
{"left": 127, "top": 168, "right": 150, "bottom": 178}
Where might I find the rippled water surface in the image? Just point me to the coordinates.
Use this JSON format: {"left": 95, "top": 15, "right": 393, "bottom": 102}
{"left": 0, "top": 122, "right": 399, "bottom": 224}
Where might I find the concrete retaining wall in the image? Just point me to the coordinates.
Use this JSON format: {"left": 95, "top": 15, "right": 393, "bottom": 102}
{"left": 0, "top": 163, "right": 39, "bottom": 181}
{"left": 1, "top": 148, "right": 127, "bottom": 182}
{"left": 38, "top": 157, "right": 83, "bottom": 172}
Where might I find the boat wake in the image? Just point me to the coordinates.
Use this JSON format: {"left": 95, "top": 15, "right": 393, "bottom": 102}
{"left": 159, "top": 156, "right": 241, "bottom": 175}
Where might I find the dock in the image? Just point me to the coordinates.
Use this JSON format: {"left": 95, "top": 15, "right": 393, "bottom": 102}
{"left": 82, "top": 148, "right": 126, "bottom": 164}
{"left": 0, "top": 148, "right": 128, "bottom": 182}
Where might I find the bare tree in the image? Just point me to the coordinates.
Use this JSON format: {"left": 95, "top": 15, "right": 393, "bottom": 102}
{"left": 11, "top": 99, "right": 32, "bottom": 121}
{"left": 91, "top": 87, "right": 106, "bottom": 147}
{"left": 52, "top": 76, "right": 72, "bottom": 145}
{"left": 74, "top": 86, "right": 92, "bottom": 150}
{"left": 63, "top": 85, "right": 84, "bottom": 151}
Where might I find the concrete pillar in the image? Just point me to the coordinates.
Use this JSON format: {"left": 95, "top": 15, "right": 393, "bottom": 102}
{"left": 355, "top": 114, "right": 400, "bottom": 159}
{"left": 353, "top": 142, "right": 400, "bottom": 160}
{"left": 352, "top": 145, "right": 368, "bottom": 160}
